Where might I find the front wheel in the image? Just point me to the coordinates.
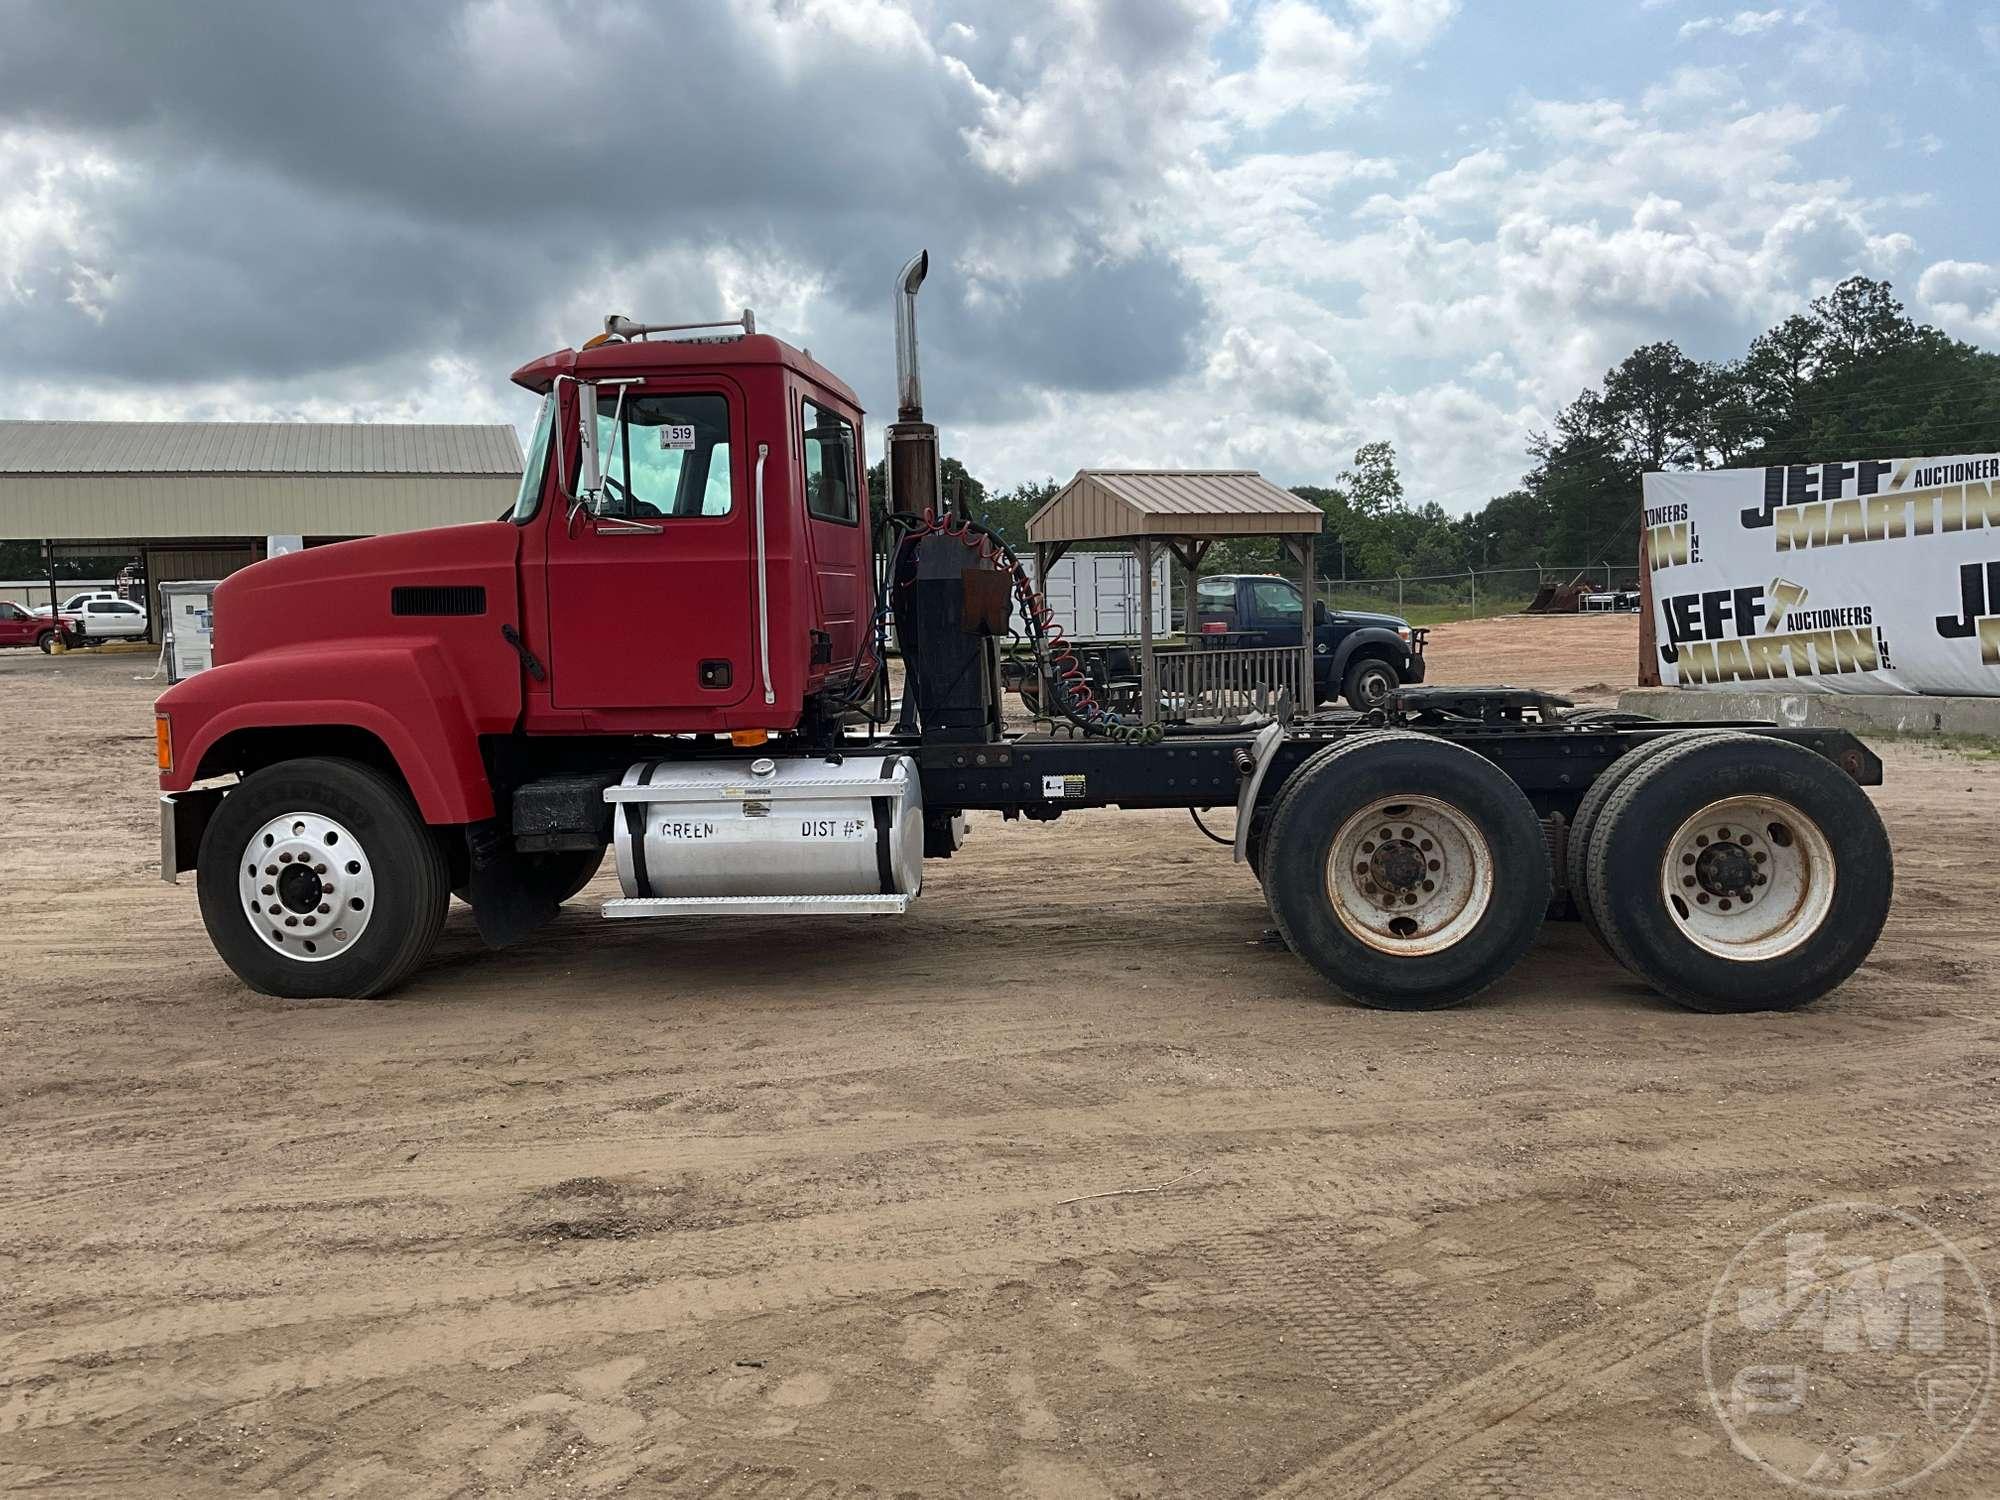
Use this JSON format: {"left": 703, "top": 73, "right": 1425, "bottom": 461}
{"left": 1262, "top": 731, "right": 1550, "bottom": 1009}
{"left": 196, "top": 757, "right": 450, "bottom": 999}
{"left": 1342, "top": 656, "right": 1399, "bottom": 712}
{"left": 36, "top": 630, "right": 57, "bottom": 653}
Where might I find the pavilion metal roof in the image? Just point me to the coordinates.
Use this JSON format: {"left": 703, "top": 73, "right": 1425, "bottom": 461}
{"left": 1027, "top": 469, "right": 1324, "bottom": 543}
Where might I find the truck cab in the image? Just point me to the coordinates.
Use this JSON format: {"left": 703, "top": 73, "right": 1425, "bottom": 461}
{"left": 154, "top": 314, "right": 885, "bottom": 994}
{"left": 1192, "top": 573, "right": 1426, "bottom": 710}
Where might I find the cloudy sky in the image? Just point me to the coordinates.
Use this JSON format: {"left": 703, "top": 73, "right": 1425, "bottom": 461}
{"left": 3, "top": 0, "right": 1996, "bottom": 510}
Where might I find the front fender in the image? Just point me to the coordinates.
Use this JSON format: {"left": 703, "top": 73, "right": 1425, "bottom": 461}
{"left": 158, "top": 640, "right": 500, "bottom": 824}
{"left": 1330, "top": 627, "right": 1411, "bottom": 681}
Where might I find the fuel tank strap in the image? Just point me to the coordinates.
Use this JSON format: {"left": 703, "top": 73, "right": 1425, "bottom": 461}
{"left": 624, "top": 762, "right": 658, "bottom": 899}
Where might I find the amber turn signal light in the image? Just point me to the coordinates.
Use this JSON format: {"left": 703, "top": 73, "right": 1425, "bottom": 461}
{"left": 155, "top": 714, "right": 173, "bottom": 772}
{"left": 730, "top": 729, "right": 769, "bottom": 748}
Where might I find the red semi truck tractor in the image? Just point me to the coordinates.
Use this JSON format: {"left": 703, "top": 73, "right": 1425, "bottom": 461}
{"left": 155, "top": 254, "right": 1894, "bottom": 1011}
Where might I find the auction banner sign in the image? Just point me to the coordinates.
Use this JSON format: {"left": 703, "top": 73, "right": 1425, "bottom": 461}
{"left": 1642, "top": 453, "right": 2000, "bottom": 695}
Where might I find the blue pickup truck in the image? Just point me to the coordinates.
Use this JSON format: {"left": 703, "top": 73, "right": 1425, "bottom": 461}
{"left": 1194, "top": 573, "right": 1427, "bottom": 710}
{"left": 1001, "top": 573, "right": 1428, "bottom": 716}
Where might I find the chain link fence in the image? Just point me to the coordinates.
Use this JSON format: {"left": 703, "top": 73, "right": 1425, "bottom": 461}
{"left": 1320, "top": 564, "right": 1627, "bottom": 623}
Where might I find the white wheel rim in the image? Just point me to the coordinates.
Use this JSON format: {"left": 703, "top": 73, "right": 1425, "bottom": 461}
{"left": 1658, "top": 795, "right": 1835, "bottom": 961}
{"left": 238, "top": 812, "right": 376, "bottom": 963}
{"left": 1325, "top": 795, "right": 1494, "bottom": 956}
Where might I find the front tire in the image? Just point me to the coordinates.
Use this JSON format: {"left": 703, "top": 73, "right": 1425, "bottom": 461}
{"left": 196, "top": 757, "right": 450, "bottom": 999}
{"left": 1262, "top": 731, "right": 1550, "bottom": 1009}
{"left": 36, "top": 630, "right": 56, "bottom": 653}
{"left": 1587, "top": 735, "right": 1891, "bottom": 1012}
{"left": 1342, "top": 656, "right": 1399, "bottom": 712}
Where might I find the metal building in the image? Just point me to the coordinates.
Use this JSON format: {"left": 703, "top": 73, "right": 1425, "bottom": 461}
{"left": 0, "top": 420, "right": 522, "bottom": 627}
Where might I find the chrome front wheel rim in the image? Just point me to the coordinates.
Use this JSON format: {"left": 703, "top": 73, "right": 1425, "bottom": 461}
{"left": 238, "top": 812, "right": 376, "bottom": 963}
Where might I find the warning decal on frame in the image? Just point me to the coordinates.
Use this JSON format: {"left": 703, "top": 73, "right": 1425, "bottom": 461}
{"left": 1042, "top": 774, "right": 1085, "bottom": 800}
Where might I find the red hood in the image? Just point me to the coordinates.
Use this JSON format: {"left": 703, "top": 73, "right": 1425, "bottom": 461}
{"left": 212, "top": 523, "right": 521, "bottom": 665}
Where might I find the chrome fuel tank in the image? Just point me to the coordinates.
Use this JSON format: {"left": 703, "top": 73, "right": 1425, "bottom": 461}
{"left": 607, "top": 754, "right": 924, "bottom": 901}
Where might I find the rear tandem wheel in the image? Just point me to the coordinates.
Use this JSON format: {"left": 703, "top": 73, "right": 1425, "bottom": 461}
{"left": 1585, "top": 734, "right": 1892, "bottom": 1012}
{"left": 1260, "top": 730, "right": 1550, "bottom": 1009}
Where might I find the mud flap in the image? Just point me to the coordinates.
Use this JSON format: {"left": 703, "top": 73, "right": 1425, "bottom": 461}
{"left": 463, "top": 822, "right": 560, "bottom": 949}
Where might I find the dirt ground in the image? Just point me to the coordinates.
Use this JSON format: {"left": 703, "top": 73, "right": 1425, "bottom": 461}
{"left": 2, "top": 615, "right": 1996, "bottom": 1499}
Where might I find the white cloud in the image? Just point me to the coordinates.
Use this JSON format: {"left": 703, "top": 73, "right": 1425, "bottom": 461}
{"left": 1639, "top": 64, "right": 1743, "bottom": 114}
{"left": 1209, "top": 0, "right": 1457, "bottom": 128}
{"left": 1678, "top": 8, "right": 1787, "bottom": 41}
{"left": 0, "top": 130, "right": 123, "bottom": 320}
{"left": 1917, "top": 260, "right": 2000, "bottom": 341}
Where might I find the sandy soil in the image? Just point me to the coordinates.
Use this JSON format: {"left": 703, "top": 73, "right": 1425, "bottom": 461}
{"left": 2, "top": 617, "right": 1995, "bottom": 1499}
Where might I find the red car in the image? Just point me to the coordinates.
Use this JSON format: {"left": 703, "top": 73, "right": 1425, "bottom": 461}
{"left": 0, "top": 600, "right": 64, "bottom": 652}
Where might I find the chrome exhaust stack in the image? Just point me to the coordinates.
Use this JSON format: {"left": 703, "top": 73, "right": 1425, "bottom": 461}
{"left": 894, "top": 249, "right": 928, "bottom": 422}
{"left": 887, "top": 249, "right": 938, "bottom": 520}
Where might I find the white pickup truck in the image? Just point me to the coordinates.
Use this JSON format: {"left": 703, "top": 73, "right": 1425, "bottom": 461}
{"left": 62, "top": 597, "right": 150, "bottom": 642}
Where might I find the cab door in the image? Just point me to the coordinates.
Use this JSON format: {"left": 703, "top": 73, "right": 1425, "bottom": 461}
{"left": 544, "top": 378, "right": 754, "bottom": 712}
{"left": 1241, "top": 577, "right": 1305, "bottom": 648}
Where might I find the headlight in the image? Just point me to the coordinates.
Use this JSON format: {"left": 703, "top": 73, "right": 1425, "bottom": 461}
{"left": 1397, "top": 626, "right": 1412, "bottom": 642}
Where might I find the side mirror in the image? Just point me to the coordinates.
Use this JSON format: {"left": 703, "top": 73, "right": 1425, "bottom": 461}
{"left": 1313, "top": 599, "right": 1329, "bottom": 625}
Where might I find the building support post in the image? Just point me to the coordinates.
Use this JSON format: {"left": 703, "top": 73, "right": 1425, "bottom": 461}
{"left": 44, "top": 540, "right": 58, "bottom": 619}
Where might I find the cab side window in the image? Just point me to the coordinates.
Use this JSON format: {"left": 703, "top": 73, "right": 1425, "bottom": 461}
{"left": 1249, "top": 580, "right": 1302, "bottom": 619}
{"left": 589, "top": 391, "right": 734, "bottom": 520}
{"left": 802, "top": 397, "right": 858, "bottom": 525}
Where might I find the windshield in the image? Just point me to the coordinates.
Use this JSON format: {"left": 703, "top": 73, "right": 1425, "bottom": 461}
{"left": 510, "top": 392, "right": 556, "bottom": 522}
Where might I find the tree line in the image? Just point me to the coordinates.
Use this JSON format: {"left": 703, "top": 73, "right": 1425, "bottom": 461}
{"left": 898, "top": 275, "right": 2000, "bottom": 584}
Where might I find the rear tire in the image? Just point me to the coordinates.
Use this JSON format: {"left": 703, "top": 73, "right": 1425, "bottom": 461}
{"left": 196, "top": 757, "right": 450, "bottom": 999}
{"left": 1588, "top": 735, "right": 1891, "bottom": 1012}
{"left": 1342, "top": 656, "right": 1399, "bottom": 712}
{"left": 1567, "top": 730, "right": 1711, "bottom": 945}
{"left": 1262, "top": 730, "right": 1549, "bottom": 1009}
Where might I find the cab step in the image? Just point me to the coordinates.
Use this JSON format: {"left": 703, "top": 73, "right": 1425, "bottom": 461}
{"left": 602, "top": 894, "right": 912, "bottom": 919}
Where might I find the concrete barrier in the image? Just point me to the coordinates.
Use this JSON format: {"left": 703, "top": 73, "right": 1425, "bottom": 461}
{"left": 1617, "top": 686, "right": 2000, "bottom": 737}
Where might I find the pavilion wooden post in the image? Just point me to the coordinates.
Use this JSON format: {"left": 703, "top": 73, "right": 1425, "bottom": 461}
{"left": 1300, "top": 533, "right": 1316, "bottom": 714}
{"left": 1138, "top": 535, "right": 1158, "bottom": 726}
